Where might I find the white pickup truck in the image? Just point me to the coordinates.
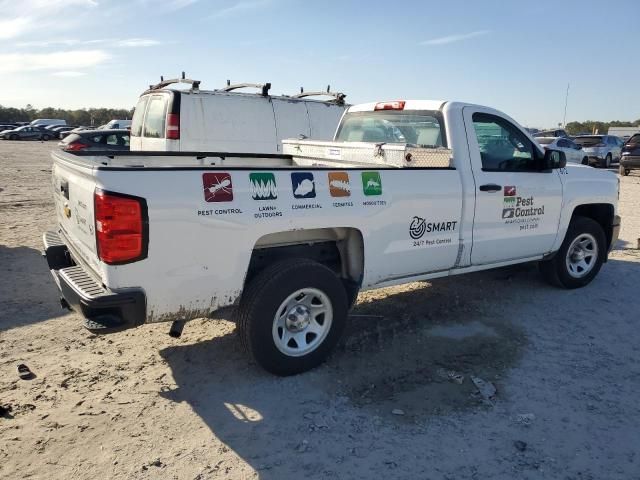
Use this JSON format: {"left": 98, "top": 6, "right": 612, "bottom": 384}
{"left": 43, "top": 99, "right": 621, "bottom": 375}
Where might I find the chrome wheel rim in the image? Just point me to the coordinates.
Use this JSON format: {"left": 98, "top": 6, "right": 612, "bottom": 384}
{"left": 272, "top": 288, "right": 333, "bottom": 357}
{"left": 565, "top": 233, "right": 598, "bottom": 278}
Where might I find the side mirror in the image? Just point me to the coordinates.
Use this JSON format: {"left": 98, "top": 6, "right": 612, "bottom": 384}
{"left": 543, "top": 148, "right": 566, "bottom": 169}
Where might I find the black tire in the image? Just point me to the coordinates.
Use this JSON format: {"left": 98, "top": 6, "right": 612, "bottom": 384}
{"left": 10, "top": 134, "right": 18, "bottom": 140}
{"left": 235, "top": 258, "right": 348, "bottom": 376}
{"left": 604, "top": 154, "right": 612, "bottom": 168}
{"left": 582, "top": 157, "right": 589, "bottom": 165}
{"left": 619, "top": 165, "right": 630, "bottom": 176}
{"left": 539, "top": 216, "right": 606, "bottom": 289}
{"left": 42, "top": 134, "right": 51, "bottom": 141}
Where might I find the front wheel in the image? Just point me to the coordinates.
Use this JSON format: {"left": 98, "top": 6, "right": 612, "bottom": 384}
{"left": 235, "top": 259, "right": 348, "bottom": 375}
{"left": 539, "top": 216, "right": 606, "bottom": 289}
{"left": 604, "top": 154, "right": 612, "bottom": 168}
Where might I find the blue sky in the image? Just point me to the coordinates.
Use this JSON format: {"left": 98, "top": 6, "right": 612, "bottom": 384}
{"left": 0, "top": 0, "right": 638, "bottom": 127}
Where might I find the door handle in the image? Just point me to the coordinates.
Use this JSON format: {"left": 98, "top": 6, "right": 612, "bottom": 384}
{"left": 479, "top": 184, "right": 502, "bottom": 193}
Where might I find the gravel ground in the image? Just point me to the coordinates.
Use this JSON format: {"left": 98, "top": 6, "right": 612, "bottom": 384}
{"left": 1, "top": 141, "right": 639, "bottom": 480}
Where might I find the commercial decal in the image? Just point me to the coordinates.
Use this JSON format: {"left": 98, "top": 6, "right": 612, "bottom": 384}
{"left": 291, "top": 172, "right": 322, "bottom": 210}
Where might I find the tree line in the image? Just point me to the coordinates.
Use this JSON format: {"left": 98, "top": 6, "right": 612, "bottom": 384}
{"left": 0, "top": 104, "right": 134, "bottom": 126}
{"left": 564, "top": 119, "right": 640, "bottom": 136}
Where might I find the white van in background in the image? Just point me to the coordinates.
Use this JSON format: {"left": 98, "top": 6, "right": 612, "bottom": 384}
{"left": 101, "top": 119, "right": 132, "bottom": 130}
{"left": 130, "top": 76, "right": 348, "bottom": 152}
{"left": 30, "top": 119, "right": 67, "bottom": 127}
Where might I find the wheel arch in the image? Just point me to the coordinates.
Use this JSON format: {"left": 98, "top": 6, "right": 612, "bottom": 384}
{"left": 570, "top": 203, "right": 615, "bottom": 255}
{"left": 246, "top": 227, "right": 365, "bottom": 302}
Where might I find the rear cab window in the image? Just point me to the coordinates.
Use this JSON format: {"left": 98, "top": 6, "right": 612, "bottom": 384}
{"left": 335, "top": 110, "right": 445, "bottom": 147}
{"left": 143, "top": 96, "right": 168, "bottom": 138}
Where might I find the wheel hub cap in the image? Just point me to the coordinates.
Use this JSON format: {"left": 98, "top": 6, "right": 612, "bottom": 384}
{"left": 286, "top": 305, "right": 311, "bottom": 332}
{"left": 565, "top": 233, "right": 598, "bottom": 279}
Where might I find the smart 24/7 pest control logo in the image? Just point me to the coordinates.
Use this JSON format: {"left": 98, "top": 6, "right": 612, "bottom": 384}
{"left": 409, "top": 216, "right": 427, "bottom": 239}
{"left": 501, "top": 185, "right": 545, "bottom": 221}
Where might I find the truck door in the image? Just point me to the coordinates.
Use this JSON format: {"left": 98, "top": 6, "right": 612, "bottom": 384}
{"left": 463, "top": 107, "right": 563, "bottom": 265}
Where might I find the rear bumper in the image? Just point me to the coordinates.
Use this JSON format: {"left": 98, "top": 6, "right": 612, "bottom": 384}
{"left": 42, "top": 230, "right": 146, "bottom": 333}
{"left": 610, "top": 215, "right": 622, "bottom": 253}
{"left": 621, "top": 156, "right": 640, "bottom": 168}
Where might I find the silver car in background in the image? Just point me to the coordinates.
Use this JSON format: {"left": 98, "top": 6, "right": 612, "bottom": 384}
{"left": 536, "top": 137, "right": 590, "bottom": 165}
{"left": 573, "top": 135, "right": 623, "bottom": 168}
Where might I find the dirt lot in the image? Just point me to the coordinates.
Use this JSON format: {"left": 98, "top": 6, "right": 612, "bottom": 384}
{"left": 1, "top": 141, "right": 639, "bottom": 480}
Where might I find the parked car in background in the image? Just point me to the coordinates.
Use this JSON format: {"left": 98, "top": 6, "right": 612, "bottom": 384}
{"left": 58, "top": 129, "right": 130, "bottom": 152}
{"left": 100, "top": 119, "right": 132, "bottom": 130}
{"left": 620, "top": 134, "right": 640, "bottom": 176}
{"left": 533, "top": 129, "right": 569, "bottom": 138}
{"left": 536, "top": 137, "right": 589, "bottom": 164}
{"left": 30, "top": 119, "right": 67, "bottom": 127}
{"left": 1, "top": 125, "right": 55, "bottom": 140}
{"left": 0, "top": 124, "right": 18, "bottom": 132}
{"left": 573, "top": 135, "right": 623, "bottom": 168}
{"left": 53, "top": 126, "right": 77, "bottom": 138}
{"left": 59, "top": 126, "right": 95, "bottom": 140}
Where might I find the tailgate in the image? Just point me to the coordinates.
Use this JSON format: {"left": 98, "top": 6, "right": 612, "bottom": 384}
{"left": 51, "top": 151, "right": 102, "bottom": 276}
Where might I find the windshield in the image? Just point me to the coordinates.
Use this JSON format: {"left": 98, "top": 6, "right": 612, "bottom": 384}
{"left": 627, "top": 134, "right": 640, "bottom": 145}
{"left": 536, "top": 137, "right": 555, "bottom": 145}
{"left": 574, "top": 136, "right": 603, "bottom": 147}
{"left": 335, "top": 111, "right": 445, "bottom": 147}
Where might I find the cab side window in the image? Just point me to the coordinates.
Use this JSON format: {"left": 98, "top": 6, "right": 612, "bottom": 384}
{"left": 472, "top": 113, "right": 539, "bottom": 171}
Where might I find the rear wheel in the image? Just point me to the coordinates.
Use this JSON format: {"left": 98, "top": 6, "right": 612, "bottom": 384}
{"left": 539, "top": 216, "right": 606, "bottom": 289}
{"left": 236, "top": 258, "right": 348, "bottom": 375}
{"left": 41, "top": 134, "right": 51, "bottom": 141}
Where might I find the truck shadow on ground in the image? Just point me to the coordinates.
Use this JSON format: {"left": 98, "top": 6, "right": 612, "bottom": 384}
{"left": 0, "top": 244, "right": 65, "bottom": 331}
{"left": 158, "top": 263, "right": 546, "bottom": 477}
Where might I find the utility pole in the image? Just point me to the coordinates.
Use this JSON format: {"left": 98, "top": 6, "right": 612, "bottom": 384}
{"left": 562, "top": 82, "right": 570, "bottom": 127}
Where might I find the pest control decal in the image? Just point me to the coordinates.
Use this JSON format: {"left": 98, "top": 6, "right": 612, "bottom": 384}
{"left": 203, "top": 173, "right": 233, "bottom": 202}
{"left": 291, "top": 172, "right": 316, "bottom": 199}
{"left": 250, "top": 172, "right": 277, "bottom": 200}
{"left": 502, "top": 185, "right": 545, "bottom": 231}
{"left": 198, "top": 172, "right": 243, "bottom": 216}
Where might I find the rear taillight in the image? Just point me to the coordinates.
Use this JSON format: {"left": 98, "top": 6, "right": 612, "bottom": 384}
{"left": 166, "top": 113, "right": 180, "bottom": 140}
{"left": 374, "top": 100, "right": 405, "bottom": 111}
{"left": 94, "top": 190, "right": 148, "bottom": 265}
{"left": 64, "top": 141, "right": 88, "bottom": 151}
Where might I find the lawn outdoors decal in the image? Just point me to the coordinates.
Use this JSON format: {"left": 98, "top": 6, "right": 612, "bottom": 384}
{"left": 250, "top": 172, "right": 277, "bottom": 200}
